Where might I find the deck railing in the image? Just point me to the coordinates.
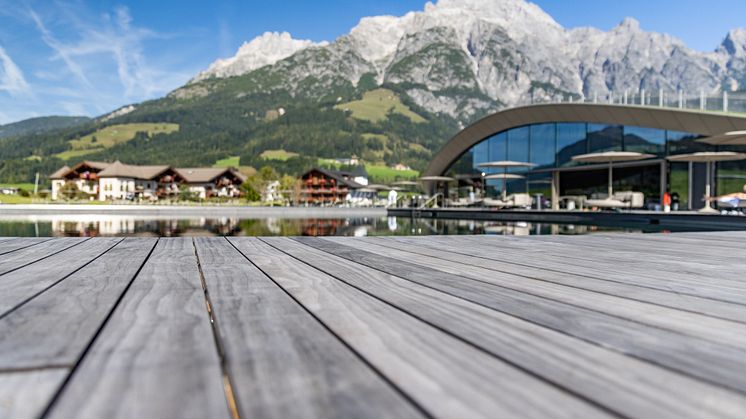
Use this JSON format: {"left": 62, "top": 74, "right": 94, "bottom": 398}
{"left": 523, "top": 90, "right": 746, "bottom": 115}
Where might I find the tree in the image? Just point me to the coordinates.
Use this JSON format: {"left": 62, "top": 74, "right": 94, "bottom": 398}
{"left": 59, "top": 182, "right": 86, "bottom": 200}
{"left": 280, "top": 174, "right": 299, "bottom": 204}
{"left": 241, "top": 182, "right": 261, "bottom": 202}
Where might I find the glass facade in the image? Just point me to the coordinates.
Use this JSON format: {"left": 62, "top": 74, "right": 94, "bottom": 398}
{"left": 442, "top": 121, "right": 736, "bottom": 206}
{"left": 448, "top": 122, "right": 705, "bottom": 175}
{"left": 588, "top": 124, "right": 623, "bottom": 152}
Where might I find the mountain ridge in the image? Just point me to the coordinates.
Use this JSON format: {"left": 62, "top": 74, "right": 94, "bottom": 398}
{"left": 2, "top": 0, "right": 746, "bottom": 184}
{"left": 189, "top": 0, "right": 745, "bottom": 122}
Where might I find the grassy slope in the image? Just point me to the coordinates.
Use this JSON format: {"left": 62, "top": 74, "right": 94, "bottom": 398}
{"left": 260, "top": 149, "right": 299, "bottom": 161}
{"left": 56, "top": 123, "right": 179, "bottom": 160}
{"left": 335, "top": 89, "right": 426, "bottom": 123}
{"left": 0, "top": 183, "right": 36, "bottom": 190}
{"left": 365, "top": 164, "right": 419, "bottom": 183}
{"left": 213, "top": 156, "right": 241, "bottom": 168}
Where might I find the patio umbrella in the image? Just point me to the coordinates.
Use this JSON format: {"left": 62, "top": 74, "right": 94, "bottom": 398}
{"left": 667, "top": 151, "right": 746, "bottom": 213}
{"left": 477, "top": 161, "right": 536, "bottom": 200}
{"left": 571, "top": 151, "right": 654, "bottom": 198}
{"left": 366, "top": 184, "right": 391, "bottom": 191}
{"left": 698, "top": 130, "right": 746, "bottom": 146}
{"left": 418, "top": 176, "right": 456, "bottom": 182}
{"left": 391, "top": 180, "right": 419, "bottom": 186}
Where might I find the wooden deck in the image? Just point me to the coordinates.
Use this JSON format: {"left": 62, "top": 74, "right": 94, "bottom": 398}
{"left": 1, "top": 232, "right": 745, "bottom": 418}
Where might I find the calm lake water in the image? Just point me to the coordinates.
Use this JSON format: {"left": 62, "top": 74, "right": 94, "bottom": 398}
{"left": 0, "top": 215, "right": 642, "bottom": 237}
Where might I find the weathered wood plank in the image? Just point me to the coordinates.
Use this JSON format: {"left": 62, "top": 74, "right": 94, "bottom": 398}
{"left": 340, "top": 237, "right": 746, "bottom": 347}
{"left": 45, "top": 238, "right": 230, "bottom": 419}
{"left": 193, "top": 237, "right": 423, "bottom": 419}
{"left": 0, "top": 368, "right": 68, "bottom": 419}
{"left": 426, "top": 235, "right": 746, "bottom": 304}
{"left": 373, "top": 236, "right": 746, "bottom": 323}
{"left": 520, "top": 233, "right": 746, "bottom": 264}
{"left": 267, "top": 236, "right": 746, "bottom": 418}
{"left": 0, "top": 238, "right": 52, "bottom": 256}
{"left": 229, "top": 237, "right": 610, "bottom": 419}
{"left": 0, "top": 237, "right": 123, "bottom": 316}
{"left": 0, "top": 238, "right": 156, "bottom": 370}
{"left": 298, "top": 237, "right": 746, "bottom": 393}
{"left": 0, "top": 238, "right": 87, "bottom": 276}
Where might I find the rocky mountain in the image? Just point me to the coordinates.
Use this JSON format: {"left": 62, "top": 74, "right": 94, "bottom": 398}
{"left": 2, "top": 0, "right": 746, "bottom": 184}
{"left": 188, "top": 0, "right": 746, "bottom": 122}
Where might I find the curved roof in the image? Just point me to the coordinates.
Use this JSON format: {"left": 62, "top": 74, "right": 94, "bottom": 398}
{"left": 425, "top": 103, "right": 746, "bottom": 176}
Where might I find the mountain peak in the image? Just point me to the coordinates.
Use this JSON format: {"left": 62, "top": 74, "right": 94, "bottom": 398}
{"left": 192, "top": 32, "right": 326, "bottom": 83}
{"left": 616, "top": 17, "right": 641, "bottom": 31}
{"left": 721, "top": 28, "right": 746, "bottom": 56}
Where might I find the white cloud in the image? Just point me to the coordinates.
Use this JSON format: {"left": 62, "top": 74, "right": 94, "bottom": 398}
{"left": 60, "top": 101, "right": 87, "bottom": 116}
{"left": 29, "top": 9, "right": 91, "bottom": 86}
{"left": 28, "top": 5, "right": 187, "bottom": 99}
{"left": 0, "top": 44, "right": 30, "bottom": 95}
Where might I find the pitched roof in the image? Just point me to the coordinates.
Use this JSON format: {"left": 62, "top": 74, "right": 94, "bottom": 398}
{"left": 175, "top": 168, "right": 247, "bottom": 184}
{"left": 98, "top": 161, "right": 171, "bottom": 180}
{"left": 306, "top": 167, "right": 364, "bottom": 189}
{"left": 71, "top": 161, "right": 112, "bottom": 171}
{"left": 350, "top": 165, "right": 368, "bottom": 178}
{"left": 50, "top": 165, "right": 72, "bottom": 179}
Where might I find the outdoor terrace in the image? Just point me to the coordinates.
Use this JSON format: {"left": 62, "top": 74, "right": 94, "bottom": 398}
{"left": 0, "top": 233, "right": 745, "bottom": 418}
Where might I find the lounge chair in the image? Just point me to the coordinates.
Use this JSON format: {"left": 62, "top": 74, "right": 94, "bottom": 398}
{"left": 483, "top": 193, "right": 531, "bottom": 209}
{"left": 585, "top": 191, "right": 645, "bottom": 209}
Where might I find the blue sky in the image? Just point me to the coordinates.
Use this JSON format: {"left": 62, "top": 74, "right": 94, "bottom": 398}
{"left": 0, "top": 0, "right": 743, "bottom": 124}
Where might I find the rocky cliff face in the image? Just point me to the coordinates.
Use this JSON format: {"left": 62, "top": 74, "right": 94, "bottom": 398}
{"left": 185, "top": 0, "right": 746, "bottom": 123}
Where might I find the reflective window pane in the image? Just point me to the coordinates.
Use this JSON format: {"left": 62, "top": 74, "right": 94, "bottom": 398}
{"left": 488, "top": 132, "right": 507, "bottom": 167}
{"left": 472, "top": 138, "right": 489, "bottom": 171}
{"left": 667, "top": 130, "right": 707, "bottom": 154}
{"left": 556, "top": 123, "right": 587, "bottom": 166}
{"left": 507, "top": 127, "right": 530, "bottom": 166}
{"left": 529, "top": 123, "right": 556, "bottom": 169}
{"left": 624, "top": 126, "right": 665, "bottom": 155}
{"left": 588, "top": 124, "right": 622, "bottom": 152}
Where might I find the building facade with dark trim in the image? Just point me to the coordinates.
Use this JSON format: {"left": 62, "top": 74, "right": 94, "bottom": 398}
{"left": 425, "top": 104, "right": 746, "bottom": 210}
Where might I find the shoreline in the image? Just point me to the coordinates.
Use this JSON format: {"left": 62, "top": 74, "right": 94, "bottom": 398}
{"left": 0, "top": 204, "right": 387, "bottom": 219}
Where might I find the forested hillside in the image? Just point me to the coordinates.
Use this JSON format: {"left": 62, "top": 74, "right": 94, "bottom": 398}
{"left": 0, "top": 78, "right": 460, "bottom": 184}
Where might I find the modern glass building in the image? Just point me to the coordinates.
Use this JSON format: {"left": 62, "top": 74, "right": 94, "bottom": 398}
{"left": 427, "top": 103, "right": 746, "bottom": 210}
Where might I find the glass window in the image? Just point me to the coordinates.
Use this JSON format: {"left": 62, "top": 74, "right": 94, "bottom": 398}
{"left": 717, "top": 158, "right": 746, "bottom": 196}
{"left": 529, "top": 123, "right": 556, "bottom": 169}
{"left": 668, "top": 162, "right": 690, "bottom": 210}
{"left": 472, "top": 139, "right": 489, "bottom": 171}
{"left": 588, "top": 124, "right": 622, "bottom": 152}
{"left": 667, "top": 130, "right": 707, "bottom": 154}
{"left": 488, "top": 132, "right": 507, "bottom": 164}
{"left": 624, "top": 126, "right": 665, "bottom": 155}
{"left": 507, "top": 127, "right": 529, "bottom": 166}
{"left": 556, "top": 123, "right": 587, "bottom": 166}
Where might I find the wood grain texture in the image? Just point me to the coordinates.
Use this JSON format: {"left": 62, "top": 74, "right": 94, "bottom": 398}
{"left": 359, "top": 237, "right": 746, "bottom": 339}
{"left": 269, "top": 237, "right": 746, "bottom": 418}
{"left": 422, "top": 235, "right": 746, "bottom": 304}
{"left": 0, "top": 238, "right": 86, "bottom": 276}
{"left": 374, "top": 236, "right": 746, "bottom": 322}
{"left": 194, "top": 237, "right": 423, "bottom": 419}
{"left": 0, "top": 237, "right": 123, "bottom": 316}
{"left": 0, "top": 368, "right": 68, "bottom": 419}
{"left": 45, "top": 238, "right": 230, "bottom": 419}
{"left": 230, "top": 237, "right": 610, "bottom": 419}
{"left": 299, "top": 237, "right": 746, "bottom": 394}
{"left": 0, "top": 238, "right": 156, "bottom": 369}
{"left": 0, "top": 237, "right": 52, "bottom": 256}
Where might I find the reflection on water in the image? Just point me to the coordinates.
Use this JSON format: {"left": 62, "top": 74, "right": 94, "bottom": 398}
{"left": 0, "top": 214, "right": 639, "bottom": 237}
